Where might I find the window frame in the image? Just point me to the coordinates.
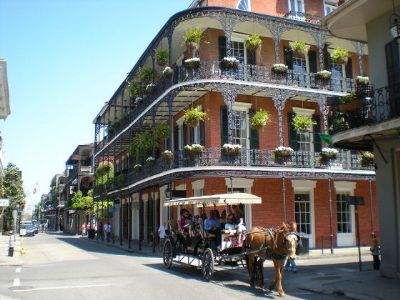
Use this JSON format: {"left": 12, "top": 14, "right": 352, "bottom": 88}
{"left": 288, "top": 0, "right": 305, "bottom": 13}
{"left": 237, "top": 0, "right": 251, "bottom": 11}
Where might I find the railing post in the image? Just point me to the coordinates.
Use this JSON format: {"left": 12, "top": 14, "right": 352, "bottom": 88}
{"left": 273, "top": 95, "right": 286, "bottom": 146}
{"left": 311, "top": 31, "right": 327, "bottom": 71}
{"left": 219, "top": 87, "right": 238, "bottom": 144}
{"left": 218, "top": 14, "right": 236, "bottom": 57}
{"left": 268, "top": 21, "right": 285, "bottom": 64}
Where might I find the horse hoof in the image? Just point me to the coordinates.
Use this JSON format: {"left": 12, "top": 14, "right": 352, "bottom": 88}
{"left": 278, "top": 292, "right": 285, "bottom": 297}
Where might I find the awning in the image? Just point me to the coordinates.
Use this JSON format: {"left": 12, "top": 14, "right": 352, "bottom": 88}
{"left": 164, "top": 193, "right": 261, "bottom": 207}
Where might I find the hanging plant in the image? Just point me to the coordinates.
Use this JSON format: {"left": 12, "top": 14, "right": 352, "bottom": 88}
{"left": 360, "top": 151, "right": 375, "bottom": 167}
{"left": 162, "top": 66, "right": 174, "bottom": 78}
{"left": 183, "top": 107, "right": 206, "bottom": 127}
{"left": 156, "top": 49, "right": 169, "bottom": 66}
{"left": 316, "top": 70, "right": 332, "bottom": 81}
{"left": 251, "top": 109, "right": 271, "bottom": 129}
{"left": 184, "top": 57, "right": 201, "bottom": 70}
{"left": 289, "top": 41, "right": 310, "bottom": 56}
{"left": 162, "top": 150, "right": 174, "bottom": 162}
{"left": 272, "top": 64, "right": 288, "bottom": 75}
{"left": 356, "top": 76, "right": 369, "bottom": 85}
{"left": 220, "top": 56, "right": 240, "bottom": 70}
{"left": 139, "top": 67, "right": 157, "bottom": 85}
{"left": 222, "top": 144, "right": 242, "bottom": 156}
{"left": 274, "top": 146, "right": 294, "bottom": 164}
{"left": 245, "top": 34, "right": 262, "bottom": 52}
{"left": 292, "top": 114, "right": 316, "bottom": 132}
{"left": 320, "top": 147, "right": 339, "bottom": 160}
{"left": 183, "top": 28, "right": 204, "bottom": 50}
{"left": 127, "top": 81, "right": 142, "bottom": 99}
{"left": 330, "top": 47, "right": 349, "bottom": 64}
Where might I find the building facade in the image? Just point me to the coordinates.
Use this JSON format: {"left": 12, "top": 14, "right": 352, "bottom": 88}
{"left": 93, "top": 0, "right": 377, "bottom": 250}
{"left": 324, "top": 0, "right": 400, "bottom": 279}
{"left": 62, "top": 144, "right": 94, "bottom": 234}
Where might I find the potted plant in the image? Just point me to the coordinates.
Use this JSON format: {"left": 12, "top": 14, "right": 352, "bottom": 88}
{"left": 289, "top": 40, "right": 310, "bottom": 56}
{"left": 274, "top": 146, "right": 294, "bottom": 164}
{"left": 162, "top": 150, "right": 174, "bottom": 163}
{"left": 251, "top": 109, "right": 271, "bottom": 130}
{"left": 330, "top": 47, "right": 349, "bottom": 64}
{"left": 162, "top": 66, "right": 174, "bottom": 78}
{"left": 133, "top": 164, "right": 143, "bottom": 172}
{"left": 156, "top": 49, "right": 168, "bottom": 67}
{"left": 245, "top": 34, "right": 262, "bottom": 52}
{"left": 183, "top": 107, "right": 206, "bottom": 127}
{"left": 356, "top": 75, "right": 369, "bottom": 86}
{"left": 272, "top": 63, "right": 288, "bottom": 75}
{"left": 338, "top": 92, "right": 361, "bottom": 112}
{"left": 222, "top": 143, "right": 242, "bottom": 157}
{"left": 127, "top": 81, "right": 141, "bottom": 99}
{"left": 292, "top": 114, "right": 316, "bottom": 132}
{"left": 316, "top": 70, "right": 332, "bottom": 81}
{"left": 139, "top": 67, "right": 157, "bottom": 85}
{"left": 320, "top": 147, "right": 339, "bottom": 164}
{"left": 360, "top": 151, "right": 375, "bottom": 167}
{"left": 220, "top": 56, "right": 240, "bottom": 70}
{"left": 184, "top": 57, "right": 201, "bottom": 70}
{"left": 183, "top": 28, "right": 204, "bottom": 56}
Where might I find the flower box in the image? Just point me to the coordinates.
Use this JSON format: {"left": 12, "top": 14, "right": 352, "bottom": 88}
{"left": 274, "top": 146, "right": 294, "bottom": 164}
{"left": 272, "top": 64, "right": 288, "bottom": 75}
{"left": 356, "top": 76, "right": 369, "bottom": 86}
{"left": 316, "top": 70, "right": 332, "bottom": 81}
{"left": 360, "top": 151, "right": 375, "bottom": 167}
{"left": 320, "top": 148, "right": 339, "bottom": 162}
{"left": 220, "top": 56, "right": 239, "bottom": 70}
{"left": 184, "top": 144, "right": 205, "bottom": 157}
{"left": 184, "top": 57, "right": 201, "bottom": 70}
{"left": 222, "top": 144, "right": 242, "bottom": 156}
{"left": 162, "top": 150, "right": 174, "bottom": 162}
{"left": 163, "top": 66, "right": 174, "bottom": 78}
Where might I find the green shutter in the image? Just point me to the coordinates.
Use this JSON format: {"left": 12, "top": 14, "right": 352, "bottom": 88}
{"left": 247, "top": 49, "right": 256, "bottom": 65}
{"left": 346, "top": 57, "right": 353, "bottom": 78}
{"left": 199, "top": 121, "right": 205, "bottom": 145}
{"left": 288, "top": 112, "right": 299, "bottom": 150}
{"left": 218, "top": 36, "right": 227, "bottom": 60}
{"left": 249, "top": 109, "right": 259, "bottom": 149}
{"left": 313, "top": 114, "right": 322, "bottom": 152}
{"left": 220, "top": 106, "right": 228, "bottom": 145}
{"left": 308, "top": 50, "right": 318, "bottom": 73}
{"left": 284, "top": 47, "right": 293, "bottom": 70}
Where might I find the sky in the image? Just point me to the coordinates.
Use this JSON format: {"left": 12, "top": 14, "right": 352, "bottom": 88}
{"left": 0, "top": 0, "right": 189, "bottom": 212}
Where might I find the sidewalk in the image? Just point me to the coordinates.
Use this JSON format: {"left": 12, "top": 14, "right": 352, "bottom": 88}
{"left": 0, "top": 234, "right": 23, "bottom": 266}
{"left": 298, "top": 269, "right": 400, "bottom": 300}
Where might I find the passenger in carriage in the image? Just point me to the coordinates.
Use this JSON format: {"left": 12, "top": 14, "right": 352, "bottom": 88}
{"left": 204, "top": 210, "right": 221, "bottom": 249}
{"left": 179, "top": 209, "right": 191, "bottom": 234}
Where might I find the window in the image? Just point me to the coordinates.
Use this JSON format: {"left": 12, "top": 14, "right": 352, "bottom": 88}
{"left": 288, "top": 0, "right": 304, "bottom": 13}
{"left": 294, "top": 193, "right": 311, "bottom": 234}
{"left": 293, "top": 108, "right": 314, "bottom": 153}
{"left": 231, "top": 40, "right": 246, "bottom": 64}
{"left": 337, "top": 194, "right": 352, "bottom": 233}
{"left": 237, "top": 0, "right": 250, "bottom": 11}
{"left": 324, "top": 2, "right": 336, "bottom": 16}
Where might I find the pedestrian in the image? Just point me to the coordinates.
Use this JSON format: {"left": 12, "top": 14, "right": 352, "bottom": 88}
{"left": 81, "top": 222, "right": 87, "bottom": 236}
{"left": 370, "top": 232, "right": 381, "bottom": 270}
{"left": 158, "top": 222, "right": 167, "bottom": 251}
{"left": 284, "top": 221, "right": 298, "bottom": 273}
{"left": 98, "top": 222, "right": 104, "bottom": 241}
{"left": 105, "top": 222, "right": 112, "bottom": 243}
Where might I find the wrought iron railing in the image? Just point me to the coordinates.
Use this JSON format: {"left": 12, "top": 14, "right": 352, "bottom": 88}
{"left": 329, "top": 85, "right": 400, "bottom": 135}
{"left": 284, "top": 11, "right": 321, "bottom": 24}
{"left": 98, "top": 60, "right": 355, "bottom": 150}
{"left": 94, "top": 148, "right": 373, "bottom": 194}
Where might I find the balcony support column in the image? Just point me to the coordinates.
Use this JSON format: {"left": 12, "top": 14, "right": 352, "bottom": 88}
{"left": 220, "top": 87, "right": 238, "bottom": 144}
{"left": 166, "top": 27, "right": 174, "bottom": 66}
{"left": 151, "top": 108, "right": 156, "bottom": 158}
{"left": 167, "top": 95, "right": 174, "bottom": 151}
{"left": 317, "top": 95, "right": 329, "bottom": 145}
{"left": 268, "top": 22, "right": 286, "bottom": 64}
{"left": 218, "top": 15, "right": 237, "bottom": 57}
{"left": 273, "top": 95, "right": 287, "bottom": 146}
{"left": 311, "top": 31, "right": 327, "bottom": 71}
{"left": 353, "top": 41, "right": 366, "bottom": 76}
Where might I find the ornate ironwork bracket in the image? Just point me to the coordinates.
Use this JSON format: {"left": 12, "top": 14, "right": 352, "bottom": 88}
{"left": 316, "top": 95, "right": 329, "bottom": 134}
{"left": 267, "top": 21, "right": 287, "bottom": 63}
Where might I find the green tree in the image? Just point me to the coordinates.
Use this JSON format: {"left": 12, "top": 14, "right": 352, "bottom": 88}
{"left": 2, "top": 163, "right": 26, "bottom": 231}
{"left": 70, "top": 190, "right": 94, "bottom": 211}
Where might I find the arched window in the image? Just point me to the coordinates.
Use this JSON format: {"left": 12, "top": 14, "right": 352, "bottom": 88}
{"left": 237, "top": 0, "right": 250, "bottom": 11}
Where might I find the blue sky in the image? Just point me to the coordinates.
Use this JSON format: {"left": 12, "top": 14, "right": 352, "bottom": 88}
{"left": 0, "top": 0, "right": 188, "bottom": 211}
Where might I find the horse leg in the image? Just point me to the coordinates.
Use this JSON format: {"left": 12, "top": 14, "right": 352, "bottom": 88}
{"left": 246, "top": 254, "right": 255, "bottom": 288}
{"left": 276, "top": 261, "right": 285, "bottom": 297}
{"left": 258, "top": 259, "right": 265, "bottom": 289}
{"left": 268, "top": 260, "right": 277, "bottom": 291}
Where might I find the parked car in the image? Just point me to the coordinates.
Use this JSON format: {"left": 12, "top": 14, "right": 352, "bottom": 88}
{"left": 20, "top": 224, "right": 35, "bottom": 237}
{"left": 32, "top": 220, "right": 39, "bottom": 234}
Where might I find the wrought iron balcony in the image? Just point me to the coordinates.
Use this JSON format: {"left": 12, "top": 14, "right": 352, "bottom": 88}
{"left": 99, "top": 60, "right": 355, "bottom": 148}
{"left": 329, "top": 85, "right": 400, "bottom": 135}
{"left": 95, "top": 148, "right": 373, "bottom": 194}
{"left": 79, "top": 166, "right": 93, "bottom": 174}
{"left": 284, "top": 11, "right": 321, "bottom": 24}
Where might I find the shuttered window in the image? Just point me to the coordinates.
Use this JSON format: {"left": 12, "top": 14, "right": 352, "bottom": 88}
{"left": 220, "top": 106, "right": 228, "bottom": 145}
{"left": 308, "top": 50, "right": 317, "bottom": 73}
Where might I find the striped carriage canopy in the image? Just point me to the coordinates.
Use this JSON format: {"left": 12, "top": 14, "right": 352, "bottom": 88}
{"left": 163, "top": 193, "right": 261, "bottom": 207}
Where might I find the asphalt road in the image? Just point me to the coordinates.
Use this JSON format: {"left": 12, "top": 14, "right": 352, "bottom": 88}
{"left": 0, "top": 233, "right": 364, "bottom": 300}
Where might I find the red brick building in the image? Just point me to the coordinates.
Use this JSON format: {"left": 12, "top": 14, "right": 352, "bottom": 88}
{"left": 93, "top": 0, "right": 377, "bottom": 249}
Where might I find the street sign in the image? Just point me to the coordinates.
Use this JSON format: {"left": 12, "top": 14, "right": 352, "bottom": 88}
{"left": 0, "top": 199, "right": 10, "bottom": 207}
{"left": 343, "top": 196, "right": 364, "bottom": 206}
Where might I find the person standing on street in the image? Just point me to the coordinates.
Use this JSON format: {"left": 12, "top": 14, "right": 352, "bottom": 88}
{"left": 158, "top": 222, "right": 166, "bottom": 251}
{"left": 370, "top": 232, "right": 381, "bottom": 270}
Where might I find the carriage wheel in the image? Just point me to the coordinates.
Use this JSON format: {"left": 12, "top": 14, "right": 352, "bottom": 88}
{"left": 163, "top": 239, "right": 173, "bottom": 269}
{"left": 202, "top": 248, "right": 214, "bottom": 281}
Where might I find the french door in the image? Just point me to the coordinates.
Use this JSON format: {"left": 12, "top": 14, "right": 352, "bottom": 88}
{"left": 336, "top": 193, "right": 356, "bottom": 246}
{"left": 295, "top": 193, "right": 315, "bottom": 247}
{"left": 232, "top": 110, "right": 249, "bottom": 149}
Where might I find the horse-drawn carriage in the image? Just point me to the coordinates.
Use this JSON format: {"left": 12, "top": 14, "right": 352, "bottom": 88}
{"left": 162, "top": 193, "right": 261, "bottom": 281}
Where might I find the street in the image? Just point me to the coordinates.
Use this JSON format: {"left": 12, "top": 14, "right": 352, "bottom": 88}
{"left": 0, "top": 233, "right": 376, "bottom": 300}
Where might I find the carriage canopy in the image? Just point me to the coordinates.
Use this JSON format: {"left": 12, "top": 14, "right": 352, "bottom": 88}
{"left": 163, "top": 193, "right": 261, "bottom": 207}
